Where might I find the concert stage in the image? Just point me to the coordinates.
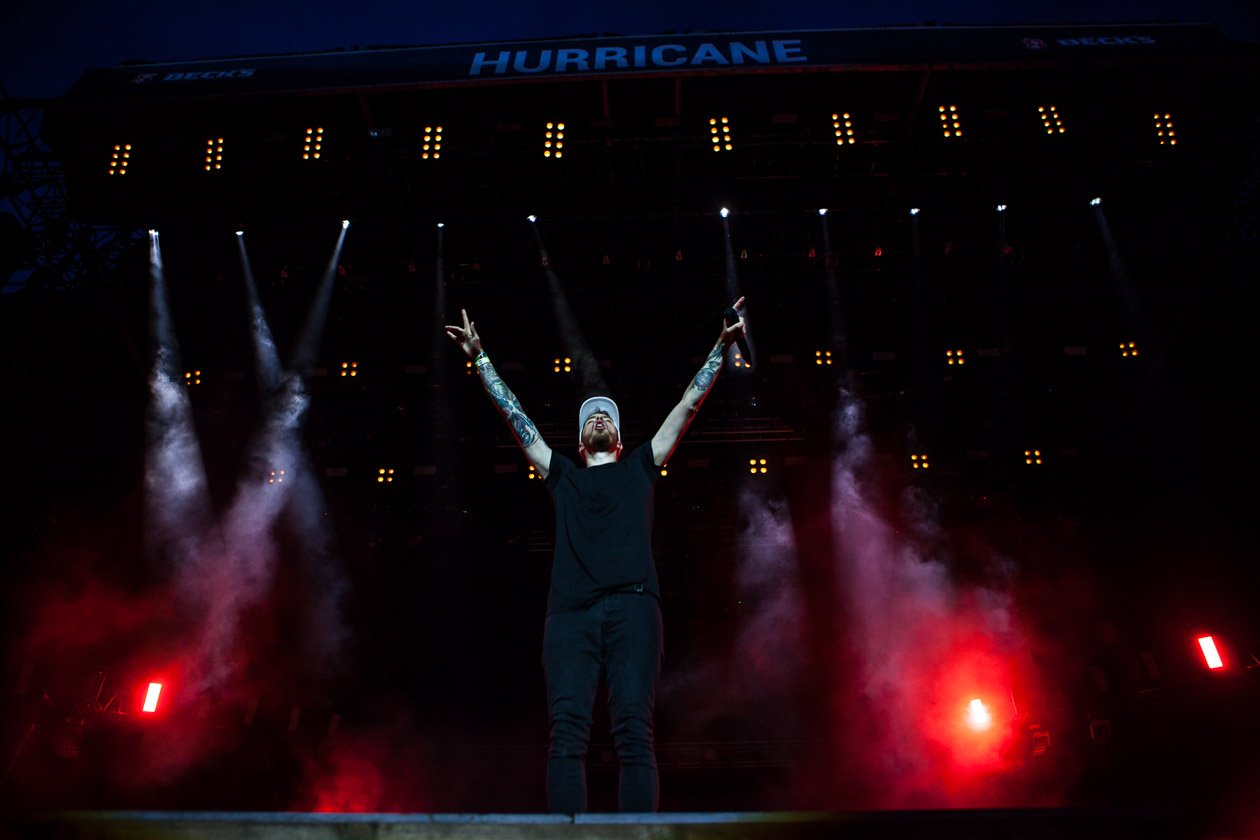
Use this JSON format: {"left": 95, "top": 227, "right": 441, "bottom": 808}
{"left": 12, "top": 808, "right": 1195, "bottom": 840}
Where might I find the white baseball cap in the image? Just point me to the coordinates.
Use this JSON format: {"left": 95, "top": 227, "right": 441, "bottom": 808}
{"left": 578, "top": 396, "right": 620, "bottom": 441}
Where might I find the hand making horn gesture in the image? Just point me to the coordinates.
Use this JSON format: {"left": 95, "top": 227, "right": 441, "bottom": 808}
{"left": 444, "top": 308, "right": 483, "bottom": 359}
{"left": 721, "top": 296, "right": 747, "bottom": 345}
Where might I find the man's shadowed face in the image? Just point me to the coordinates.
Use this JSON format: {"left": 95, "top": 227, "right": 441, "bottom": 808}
{"left": 580, "top": 411, "right": 620, "bottom": 458}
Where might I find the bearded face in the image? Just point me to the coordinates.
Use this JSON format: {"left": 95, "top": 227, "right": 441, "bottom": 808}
{"left": 581, "top": 412, "right": 620, "bottom": 456}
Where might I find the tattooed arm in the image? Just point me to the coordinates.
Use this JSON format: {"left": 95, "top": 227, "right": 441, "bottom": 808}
{"left": 650, "top": 297, "right": 747, "bottom": 467}
{"left": 445, "top": 308, "right": 553, "bottom": 479}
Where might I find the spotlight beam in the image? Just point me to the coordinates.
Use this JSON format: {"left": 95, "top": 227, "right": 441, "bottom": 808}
{"left": 237, "top": 233, "right": 283, "bottom": 393}
{"left": 993, "top": 195, "right": 1017, "bottom": 368}
{"left": 143, "top": 230, "right": 214, "bottom": 565}
{"left": 529, "top": 220, "right": 609, "bottom": 395}
{"left": 720, "top": 212, "right": 752, "bottom": 372}
{"left": 183, "top": 223, "right": 351, "bottom": 690}
{"left": 818, "top": 208, "right": 851, "bottom": 386}
{"left": 906, "top": 197, "right": 939, "bottom": 449}
{"left": 1091, "top": 201, "right": 1158, "bottom": 398}
{"left": 289, "top": 223, "right": 348, "bottom": 376}
{"left": 433, "top": 222, "right": 448, "bottom": 374}
{"left": 424, "top": 219, "right": 465, "bottom": 562}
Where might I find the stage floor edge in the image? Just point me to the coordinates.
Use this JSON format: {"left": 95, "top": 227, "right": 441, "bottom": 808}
{"left": 4, "top": 807, "right": 1198, "bottom": 840}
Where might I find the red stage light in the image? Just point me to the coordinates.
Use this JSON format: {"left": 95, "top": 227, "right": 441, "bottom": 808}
{"left": 1197, "top": 635, "right": 1224, "bottom": 670}
{"left": 965, "top": 698, "right": 992, "bottom": 731}
{"left": 142, "top": 681, "right": 163, "bottom": 713}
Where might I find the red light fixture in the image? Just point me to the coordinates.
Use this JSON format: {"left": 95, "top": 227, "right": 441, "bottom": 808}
{"left": 1197, "top": 635, "right": 1224, "bottom": 670}
{"left": 965, "top": 698, "right": 992, "bottom": 731}
{"left": 141, "top": 681, "right": 163, "bottom": 713}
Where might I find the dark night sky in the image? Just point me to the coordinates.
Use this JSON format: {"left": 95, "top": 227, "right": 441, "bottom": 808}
{"left": 3, "top": 0, "right": 1260, "bottom": 100}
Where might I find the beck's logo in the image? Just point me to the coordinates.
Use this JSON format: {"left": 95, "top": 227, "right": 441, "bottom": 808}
{"left": 131, "top": 69, "right": 257, "bottom": 84}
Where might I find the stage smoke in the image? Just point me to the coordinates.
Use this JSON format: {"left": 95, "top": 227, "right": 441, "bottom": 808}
{"left": 664, "top": 383, "right": 1041, "bottom": 808}
{"left": 165, "top": 224, "right": 350, "bottom": 696}
{"left": 294, "top": 703, "right": 435, "bottom": 812}
{"left": 730, "top": 487, "right": 806, "bottom": 724}
{"left": 238, "top": 227, "right": 348, "bottom": 673}
{"left": 660, "top": 486, "right": 805, "bottom": 738}
{"left": 828, "top": 389, "right": 1035, "bottom": 807}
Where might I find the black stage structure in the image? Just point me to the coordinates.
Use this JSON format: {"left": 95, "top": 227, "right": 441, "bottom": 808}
{"left": 2, "top": 23, "right": 1259, "bottom": 838}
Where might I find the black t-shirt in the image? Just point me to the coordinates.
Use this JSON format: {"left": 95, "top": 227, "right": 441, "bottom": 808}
{"left": 544, "top": 443, "right": 660, "bottom": 613}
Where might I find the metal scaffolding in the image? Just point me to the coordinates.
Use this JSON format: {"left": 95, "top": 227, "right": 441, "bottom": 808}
{"left": 0, "top": 84, "right": 140, "bottom": 293}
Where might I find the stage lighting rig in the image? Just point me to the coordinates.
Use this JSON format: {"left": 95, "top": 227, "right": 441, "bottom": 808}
{"left": 422, "top": 125, "right": 443, "bottom": 160}
{"left": 1038, "top": 105, "right": 1066, "bottom": 136}
{"left": 1154, "top": 112, "right": 1177, "bottom": 146}
{"left": 938, "top": 105, "right": 963, "bottom": 139}
{"left": 108, "top": 143, "right": 132, "bottom": 176}
{"left": 303, "top": 127, "right": 324, "bottom": 160}
{"left": 831, "top": 112, "right": 855, "bottom": 145}
{"left": 544, "top": 121, "right": 565, "bottom": 158}
{"left": 709, "top": 116, "right": 733, "bottom": 152}
{"left": 203, "top": 137, "right": 224, "bottom": 172}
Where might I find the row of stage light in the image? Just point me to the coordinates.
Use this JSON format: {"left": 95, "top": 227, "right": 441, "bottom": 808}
{"left": 152, "top": 194, "right": 1137, "bottom": 489}
{"left": 103, "top": 109, "right": 1181, "bottom": 175}
{"left": 19, "top": 632, "right": 1235, "bottom": 739}
{"left": 155, "top": 196, "right": 1106, "bottom": 239}
{"left": 247, "top": 445, "right": 1103, "bottom": 487}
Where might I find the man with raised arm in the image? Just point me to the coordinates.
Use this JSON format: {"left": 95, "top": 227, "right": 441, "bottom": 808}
{"left": 445, "top": 299, "right": 746, "bottom": 814}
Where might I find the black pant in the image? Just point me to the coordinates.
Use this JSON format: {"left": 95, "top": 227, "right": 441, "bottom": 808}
{"left": 543, "top": 590, "right": 663, "bottom": 813}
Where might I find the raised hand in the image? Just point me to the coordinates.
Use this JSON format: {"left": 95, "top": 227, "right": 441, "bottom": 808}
{"left": 444, "top": 308, "right": 483, "bottom": 358}
{"left": 721, "top": 296, "right": 747, "bottom": 345}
